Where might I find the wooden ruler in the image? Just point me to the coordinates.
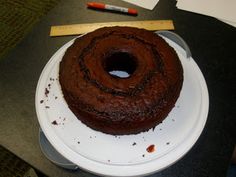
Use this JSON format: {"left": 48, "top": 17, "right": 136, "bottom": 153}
{"left": 50, "top": 20, "right": 174, "bottom": 37}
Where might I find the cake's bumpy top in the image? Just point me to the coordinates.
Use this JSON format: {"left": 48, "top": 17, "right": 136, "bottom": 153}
{"left": 59, "top": 26, "right": 183, "bottom": 135}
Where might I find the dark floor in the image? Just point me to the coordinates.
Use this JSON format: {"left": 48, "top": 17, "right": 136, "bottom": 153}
{"left": 0, "top": 145, "right": 30, "bottom": 177}
{"left": 0, "top": 145, "right": 48, "bottom": 177}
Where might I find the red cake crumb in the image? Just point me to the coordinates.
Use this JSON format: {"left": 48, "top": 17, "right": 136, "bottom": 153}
{"left": 146, "top": 144, "right": 155, "bottom": 153}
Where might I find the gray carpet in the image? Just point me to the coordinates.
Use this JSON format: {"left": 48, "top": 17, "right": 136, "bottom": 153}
{"left": 0, "top": 0, "right": 60, "bottom": 59}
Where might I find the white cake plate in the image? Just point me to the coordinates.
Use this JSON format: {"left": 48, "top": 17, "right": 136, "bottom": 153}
{"left": 35, "top": 34, "right": 209, "bottom": 177}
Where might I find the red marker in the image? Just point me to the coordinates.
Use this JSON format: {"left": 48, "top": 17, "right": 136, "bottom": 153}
{"left": 87, "top": 2, "right": 138, "bottom": 15}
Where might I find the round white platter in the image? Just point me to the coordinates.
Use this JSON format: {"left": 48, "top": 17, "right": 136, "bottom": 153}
{"left": 35, "top": 34, "right": 209, "bottom": 177}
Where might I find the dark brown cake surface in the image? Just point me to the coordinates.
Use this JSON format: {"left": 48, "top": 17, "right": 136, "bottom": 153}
{"left": 59, "top": 26, "right": 183, "bottom": 135}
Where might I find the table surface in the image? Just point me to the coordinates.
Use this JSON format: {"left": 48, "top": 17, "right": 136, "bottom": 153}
{"left": 0, "top": 0, "right": 235, "bottom": 177}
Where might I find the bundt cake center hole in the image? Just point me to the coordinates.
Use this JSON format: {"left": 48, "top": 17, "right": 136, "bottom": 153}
{"left": 104, "top": 51, "right": 137, "bottom": 78}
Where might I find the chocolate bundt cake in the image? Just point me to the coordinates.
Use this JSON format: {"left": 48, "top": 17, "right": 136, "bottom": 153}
{"left": 59, "top": 26, "right": 183, "bottom": 135}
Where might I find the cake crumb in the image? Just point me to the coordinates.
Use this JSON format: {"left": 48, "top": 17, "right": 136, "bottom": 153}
{"left": 142, "top": 154, "right": 145, "bottom": 157}
{"left": 45, "top": 106, "right": 50, "bottom": 109}
{"left": 40, "top": 100, "right": 44, "bottom": 104}
{"left": 166, "top": 142, "right": 170, "bottom": 145}
{"left": 50, "top": 77, "right": 55, "bottom": 81}
{"left": 51, "top": 120, "right": 58, "bottom": 125}
{"left": 146, "top": 144, "right": 155, "bottom": 153}
{"left": 45, "top": 88, "right": 49, "bottom": 97}
{"left": 78, "top": 141, "right": 80, "bottom": 144}
{"left": 132, "top": 142, "right": 137, "bottom": 146}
